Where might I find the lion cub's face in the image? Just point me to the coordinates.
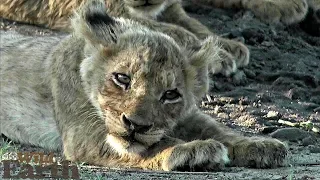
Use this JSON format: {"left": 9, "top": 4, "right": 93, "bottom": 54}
{"left": 123, "top": 0, "right": 169, "bottom": 18}
{"left": 97, "top": 41, "right": 189, "bottom": 154}
{"left": 74, "top": 0, "right": 218, "bottom": 155}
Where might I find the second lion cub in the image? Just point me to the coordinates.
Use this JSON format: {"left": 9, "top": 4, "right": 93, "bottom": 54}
{"left": 0, "top": 0, "right": 250, "bottom": 77}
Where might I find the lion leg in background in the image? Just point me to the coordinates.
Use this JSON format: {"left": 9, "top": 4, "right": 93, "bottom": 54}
{"left": 0, "top": 31, "right": 62, "bottom": 151}
{"left": 171, "top": 109, "right": 288, "bottom": 168}
{"left": 0, "top": 0, "right": 82, "bottom": 31}
{"left": 192, "top": 0, "right": 309, "bottom": 25}
{"left": 160, "top": 2, "right": 250, "bottom": 75}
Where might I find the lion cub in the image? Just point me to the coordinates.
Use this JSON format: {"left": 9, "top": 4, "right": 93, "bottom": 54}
{"left": 0, "top": 0, "right": 287, "bottom": 171}
{"left": 0, "top": 0, "right": 249, "bottom": 77}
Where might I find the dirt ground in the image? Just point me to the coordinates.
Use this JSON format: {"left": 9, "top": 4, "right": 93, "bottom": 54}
{"left": 1, "top": 1, "right": 320, "bottom": 179}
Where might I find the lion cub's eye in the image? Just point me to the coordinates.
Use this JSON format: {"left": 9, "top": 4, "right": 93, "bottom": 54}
{"left": 112, "top": 73, "right": 131, "bottom": 90}
{"left": 160, "top": 89, "right": 182, "bottom": 104}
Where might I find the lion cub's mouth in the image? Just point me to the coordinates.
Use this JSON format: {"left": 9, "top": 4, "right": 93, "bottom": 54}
{"left": 107, "top": 129, "right": 164, "bottom": 152}
{"left": 106, "top": 131, "right": 164, "bottom": 155}
{"left": 120, "top": 130, "right": 164, "bottom": 146}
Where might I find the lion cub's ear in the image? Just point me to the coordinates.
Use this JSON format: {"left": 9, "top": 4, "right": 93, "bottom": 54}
{"left": 71, "top": 0, "right": 129, "bottom": 47}
{"left": 188, "top": 37, "right": 220, "bottom": 99}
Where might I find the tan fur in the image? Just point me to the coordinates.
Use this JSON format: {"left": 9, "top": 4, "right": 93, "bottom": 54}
{"left": 0, "top": 0, "right": 249, "bottom": 77}
{"left": 0, "top": 0, "right": 287, "bottom": 171}
{"left": 194, "top": 0, "right": 320, "bottom": 25}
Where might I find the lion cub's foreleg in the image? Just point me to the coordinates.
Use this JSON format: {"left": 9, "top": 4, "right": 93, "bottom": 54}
{"left": 62, "top": 128, "right": 229, "bottom": 171}
{"left": 56, "top": 109, "right": 229, "bottom": 171}
{"left": 138, "top": 136, "right": 229, "bottom": 171}
{"left": 172, "top": 109, "right": 288, "bottom": 168}
{"left": 160, "top": 3, "right": 250, "bottom": 76}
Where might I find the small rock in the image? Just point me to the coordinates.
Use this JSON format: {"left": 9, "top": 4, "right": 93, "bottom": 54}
{"left": 309, "top": 145, "right": 320, "bottom": 153}
{"left": 214, "top": 106, "right": 220, "bottom": 114}
{"left": 237, "top": 115, "right": 256, "bottom": 127}
{"left": 267, "top": 111, "right": 278, "bottom": 118}
{"left": 250, "top": 110, "right": 268, "bottom": 116}
{"left": 217, "top": 113, "right": 229, "bottom": 119}
{"left": 270, "top": 128, "right": 311, "bottom": 142}
{"left": 266, "top": 111, "right": 281, "bottom": 120}
{"left": 301, "top": 136, "right": 317, "bottom": 146}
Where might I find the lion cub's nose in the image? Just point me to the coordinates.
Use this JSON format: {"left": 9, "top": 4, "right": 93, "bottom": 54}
{"left": 122, "top": 114, "right": 152, "bottom": 134}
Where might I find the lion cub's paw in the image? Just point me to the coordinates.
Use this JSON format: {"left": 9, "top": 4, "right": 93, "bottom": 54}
{"left": 230, "top": 138, "right": 287, "bottom": 168}
{"left": 209, "top": 48, "right": 236, "bottom": 77}
{"left": 233, "top": 41, "right": 250, "bottom": 68}
{"left": 219, "top": 39, "right": 250, "bottom": 69}
{"left": 246, "top": 0, "right": 308, "bottom": 25}
{"left": 163, "top": 139, "right": 229, "bottom": 171}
